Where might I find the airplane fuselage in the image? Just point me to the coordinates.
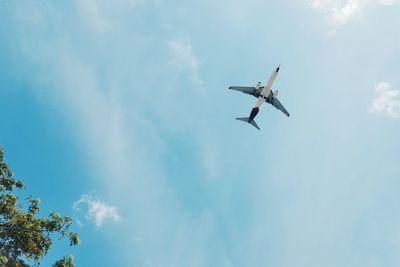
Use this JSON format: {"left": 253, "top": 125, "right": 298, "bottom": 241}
{"left": 247, "top": 64, "right": 281, "bottom": 122}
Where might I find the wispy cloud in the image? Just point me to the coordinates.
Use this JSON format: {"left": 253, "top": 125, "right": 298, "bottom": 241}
{"left": 311, "top": 0, "right": 361, "bottom": 28}
{"left": 166, "top": 38, "right": 204, "bottom": 90}
{"left": 201, "top": 144, "right": 221, "bottom": 180}
{"left": 74, "top": 0, "right": 145, "bottom": 33}
{"left": 370, "top": 82, "right": 400, "bottom": 118}
{"left": 73, "top": 193, "right": 121, "bottom": 228}
{"left": 5, "top": 2, "right": 216, "bottom": 265}
{"left": 74, "top": 0, "right": 111, "bottom": 33}
{"left": 310, "top": 0, "right": 400, "bottom": 32}
{"left": 376, "top": 0, "right": 400, "bottom": 5}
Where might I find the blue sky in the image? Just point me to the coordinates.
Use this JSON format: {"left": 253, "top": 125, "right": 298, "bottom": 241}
{"left": 1, "top": 0, "right": 400, "bottom": 266}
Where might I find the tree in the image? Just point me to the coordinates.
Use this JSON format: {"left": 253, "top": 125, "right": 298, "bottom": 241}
{"left": 0, "top": 147, "right": 80, "bottom": 266}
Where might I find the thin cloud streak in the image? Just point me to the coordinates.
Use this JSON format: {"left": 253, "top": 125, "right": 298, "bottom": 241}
{"left": 74, "top": 0, "right": 145, "bottom": 33}
{"left": 5, "top": 2, "right": 222, "bottom": 266}
{"left": 166, "top": 38, "right": 204, "bottom": 90}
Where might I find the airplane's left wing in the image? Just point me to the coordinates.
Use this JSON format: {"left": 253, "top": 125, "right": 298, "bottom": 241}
{"left": 271, "top": 98, "right": 290, "bottom": 117}
{"left": 229, "top": 86, "right": 257, "bottom": 96}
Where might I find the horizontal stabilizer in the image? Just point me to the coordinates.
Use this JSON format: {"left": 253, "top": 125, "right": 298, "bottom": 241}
{"left": 236, "top": 117, "right": 248, "bottom": 122}
{"left": 235, "top": 117, "right": 260, "bottom": 130}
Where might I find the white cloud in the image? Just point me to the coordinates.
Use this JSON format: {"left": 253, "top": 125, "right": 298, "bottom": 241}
{"left": 73, "top": 193, "right": 121, "bottom": 228}
{"left": 166, "top": 38, "right": 204, "bottom": 90}
{"left": 310, "top": 0, "right": 400, "bottom": 31}
{"left": 370, "top": 82, "right": 400, "bottom": 118}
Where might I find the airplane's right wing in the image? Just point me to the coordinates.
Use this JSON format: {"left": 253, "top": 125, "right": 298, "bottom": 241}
{"left": 271, "top": 97, "right": 290, "bottom": 117}
{"left": 229, "top": 86, "right": 257, "bottom": 97}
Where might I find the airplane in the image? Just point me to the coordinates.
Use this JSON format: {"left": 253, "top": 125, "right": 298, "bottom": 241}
{"left": 229, "top": 64, "right": 289, "bottom": 130}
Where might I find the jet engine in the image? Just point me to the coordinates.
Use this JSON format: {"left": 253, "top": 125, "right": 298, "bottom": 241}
{"left": 273, "top": 90, "right": 279, "bottom": 98}
{"left": 255, "top": 81, "right": 262, "bottom": 90}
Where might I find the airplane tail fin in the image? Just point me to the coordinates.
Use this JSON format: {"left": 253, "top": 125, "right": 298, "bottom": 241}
{"left": 235, "top": 117, "right": 260, "bottom": 130}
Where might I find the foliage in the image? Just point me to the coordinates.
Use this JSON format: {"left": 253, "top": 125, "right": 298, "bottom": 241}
{"left": 53, "top": 256, "right": 75, "bottom": 267}
{"left": 0, "top": 147, "right": 80, "bottom": 266}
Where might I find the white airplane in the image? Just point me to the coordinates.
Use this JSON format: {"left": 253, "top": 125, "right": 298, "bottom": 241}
{"left": 229, "top": 64, "right": 289, "bottom": 130}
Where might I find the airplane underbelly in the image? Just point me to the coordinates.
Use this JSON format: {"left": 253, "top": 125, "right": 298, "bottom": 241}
{"left": 255, "top": 96, "right": 265, "bottom": 108}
